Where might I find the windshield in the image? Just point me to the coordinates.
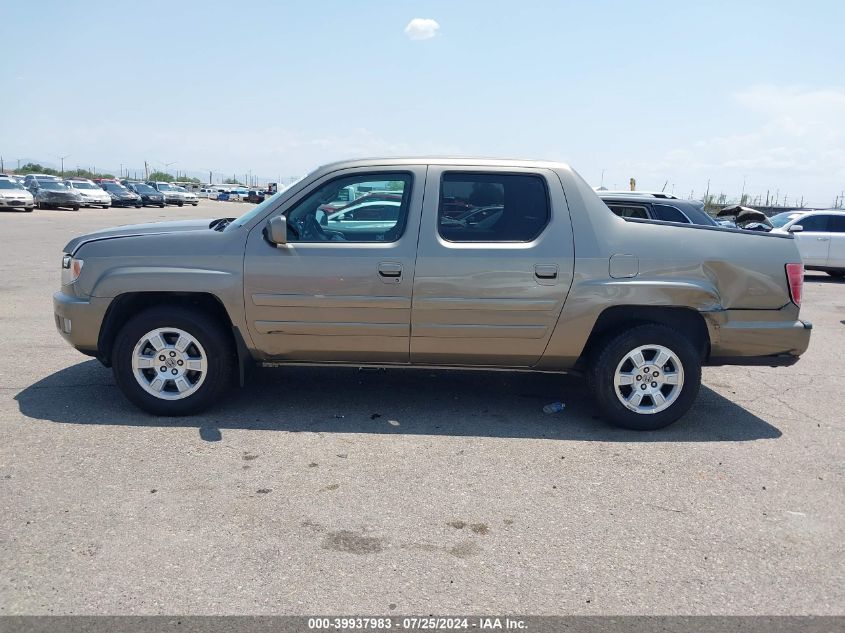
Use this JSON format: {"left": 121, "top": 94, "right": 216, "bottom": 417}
{"left": 132, "top": 184, "right": 155, "bottom": 193}
{"left": 0, "top": 180, "right": 24, "bottom": 190}
{"left": 770, "top": 212, "right": 803, "bottom": 228}
{"left": 68, "top": 181, "right": 99, "bottom": 189}
{"left": 40, "top": 181, "right": 68, "bottom": 191}
{"left": 175, "top": 186, "right": 188, "bottom": 192}
{"left": 156, "top": 183, "right": 175, "bottom": 191}
{"left": 104, "top": 183, "right": 127, "bottom": 192}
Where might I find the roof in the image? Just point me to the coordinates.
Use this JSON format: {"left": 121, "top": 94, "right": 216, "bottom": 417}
{"left": 315, "top": 156, "right": 574, "bottom": 171}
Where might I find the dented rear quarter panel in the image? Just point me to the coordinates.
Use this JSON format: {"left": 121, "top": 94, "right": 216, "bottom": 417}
{"left": 539, "top": 167, "right": 803, "bottom": 367}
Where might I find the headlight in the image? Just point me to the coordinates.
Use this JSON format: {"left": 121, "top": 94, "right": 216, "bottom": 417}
{"left": 61, "top": 254, "right": 84, "bottom": 284}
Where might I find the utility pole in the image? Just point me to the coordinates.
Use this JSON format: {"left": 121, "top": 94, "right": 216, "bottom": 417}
{"left": 59, "top": 154, "right": 70, "bottom": 177}
{"left": 703, "top": 179, "right": 710, "bottom": 204}
{"left": 600, "top": 169, "right": 605, "bottom": 188}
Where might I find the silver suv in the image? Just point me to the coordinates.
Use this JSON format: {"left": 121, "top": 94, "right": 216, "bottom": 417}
{"left": 53, "top": 158, "right": 812, "bottom": 430}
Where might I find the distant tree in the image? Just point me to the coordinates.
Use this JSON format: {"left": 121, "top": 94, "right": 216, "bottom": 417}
{"left": 175, "top": 175, "right": 200, "bottom": 184}
{"left": 148, "top": 171, "right": 174, "bottom": 182}
{"left": 67, "top": 168, "right": 114, "bottom": 180}
{"left": 223, "top": 177, "right": 242, "bottom": 185}
{"left": 17, "top": 163, "right": 60, "bottom": 176}
{"left": 385, "top": 180, "right": 404, "bottom": 191}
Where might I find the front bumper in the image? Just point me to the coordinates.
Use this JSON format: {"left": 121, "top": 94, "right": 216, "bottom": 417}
{"left": 80, "top": 199, "right": 111, "bottom": 207}
{"left": 53, "top": 291, "right": 112, "bottom": 355}
{"left": 41, "top": 197, "right": 81, "bottom": 207}
{"left": 704, "top": 307, "right": 812, "bottom": 366}
{"left": 110, "top": 198, "right": 141, "bottom": 207}
{"left": 0, "top": 198, "right": 34, "bottom": 208}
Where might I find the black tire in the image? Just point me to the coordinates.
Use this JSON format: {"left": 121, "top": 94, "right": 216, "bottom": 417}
{"left": 192, "top": 202, "right": 198, "bottom": 206}
{"left": 177, "top": 201, "right": 184, "bottom": 207}
{"left": 102, "top": 205, "right": 110, "bottom": 209}
{"left": 586, "top": 323, "right": 701, "bottom": 431}
{"left": 826, "top": 270, "right": 845, "bottom": 278}
{"left": 72, "top": 205, "right": 80, "bottom": 211}
{"left": 111, "top": 306, "right": 235, "bottom": 416}
{"left": 135, "top": 204, "right": 142, "bottom": 208}
{"left": 159, "top": 204, "right": 165, "bottom": 208}
{"left": 24, "top": 207, "right": 34, "bottom": 213}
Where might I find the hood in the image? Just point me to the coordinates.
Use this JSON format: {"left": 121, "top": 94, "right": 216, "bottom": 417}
{"left": 41, "top": 189, "right": 80, "bottom": 198}
{"left": 64, "top": 218, "right": 215, "bottom": 255}
{"left": 0, "top": 189, "right": 32, "bottom": 199}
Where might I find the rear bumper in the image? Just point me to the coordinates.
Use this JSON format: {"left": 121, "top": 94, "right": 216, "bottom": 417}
{"left": 53, "top": 291, "right": 111, "bottom": 356}
{"left": 704, "top": 307, "right": 812, "bottom": 366}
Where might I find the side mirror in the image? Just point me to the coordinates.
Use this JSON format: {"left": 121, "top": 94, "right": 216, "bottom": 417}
{"left": 788, "top": 224, "right": 804, "bottom": 233}
{"left": 267, "top": 215, "right": 287, "bottom": 246}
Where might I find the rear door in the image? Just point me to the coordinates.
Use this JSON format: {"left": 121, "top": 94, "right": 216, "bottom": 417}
{"left": 410, "top": 166, "right": 574, "bottom": 367}
{"left": 792, "top": 214, "right": 831, "bottom": 266}
{"left": 243, "top": 166, "right": 426, "bottom": 363}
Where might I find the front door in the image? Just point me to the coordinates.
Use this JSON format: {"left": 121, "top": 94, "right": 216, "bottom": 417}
{"left": 243, "top": 166, "right": 426, "bottom": 363}
{"left": 792, "top": 214, "right": 831, "bottom": 266}
{"left": 410, "top": 167, "right": 574, "bottom": 367}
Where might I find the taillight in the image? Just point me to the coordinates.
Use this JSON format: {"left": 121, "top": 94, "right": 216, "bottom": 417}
{"left": 785, "top": 263, "right": 803, "bottom": 306}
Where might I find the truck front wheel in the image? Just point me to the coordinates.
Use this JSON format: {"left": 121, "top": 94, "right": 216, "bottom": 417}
{"left": 587, "top": 323, "right": 701, "bottom": 430}
{"left": 111, "top": 306, "right": 235, "bottom": 416}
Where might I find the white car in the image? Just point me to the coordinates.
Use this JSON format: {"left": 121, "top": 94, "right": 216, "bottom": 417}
{"left": 0, "top": 176, "right": 35, "bottom": 211}
{"left": 65, "top": 179, "right": 111, "bottom": 209}
{"left": 770, "top": 209, "right": 845, "bottom": 278}
{"left": 174, "top": 186, "right": 199, "bottom": 206}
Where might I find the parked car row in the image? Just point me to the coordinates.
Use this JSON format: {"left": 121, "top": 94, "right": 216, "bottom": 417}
{"left": 0, "top": 173, "right": 202, "bottom": 211}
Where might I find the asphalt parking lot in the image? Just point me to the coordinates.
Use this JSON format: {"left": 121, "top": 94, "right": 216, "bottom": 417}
{"left": 1, "top": 200, "right": 842, "bottom": 615}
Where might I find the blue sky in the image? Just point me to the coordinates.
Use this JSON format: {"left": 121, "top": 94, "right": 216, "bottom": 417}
{"left": 1, "top": 0, "right": 843, "bottom": 205}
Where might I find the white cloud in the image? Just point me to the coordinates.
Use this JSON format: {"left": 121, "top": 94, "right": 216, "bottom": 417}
{"left": 404, "top": 18, "right": 440, "bottom": 41}
{"left": 618, "top": 85, "right": 845, "bottom": 205}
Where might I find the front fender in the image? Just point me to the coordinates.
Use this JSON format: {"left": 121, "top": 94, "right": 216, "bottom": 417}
{"left": 89, "top": 266, "right": 235, "bottom": 298}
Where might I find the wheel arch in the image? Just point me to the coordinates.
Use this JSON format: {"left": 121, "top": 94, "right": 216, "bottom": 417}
{"left": 576, "top": 305, "right": 710, "bottom": 369}
{"left": 97, "top": 292, "right": 250, "bottom": 383}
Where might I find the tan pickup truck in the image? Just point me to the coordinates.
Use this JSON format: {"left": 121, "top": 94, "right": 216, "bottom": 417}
{"left": 53, "top": 158, "right": 812, "bottom": 429}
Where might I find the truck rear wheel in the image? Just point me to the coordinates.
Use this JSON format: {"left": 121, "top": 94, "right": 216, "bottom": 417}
{"left": 587, "top": 323, "right": 701, "bottom": 430}
{"left": 111, "top": 306, "right": 235, "bottom": 416}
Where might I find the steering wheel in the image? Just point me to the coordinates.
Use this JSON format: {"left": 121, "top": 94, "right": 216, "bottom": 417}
{"left": 301, "top": 214, "right": 347, "bottom": 241}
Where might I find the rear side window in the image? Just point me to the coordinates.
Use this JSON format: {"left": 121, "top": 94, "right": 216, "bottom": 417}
{"left": 652, "top": 203, "right": 690, "bottom": 223}
{"left": 438, "top": 173, "right": 550, "bottom": 242}
{"left": 607, "top": 204, "right": 649, "bottom": 220}
{"left": 795, "top": 215, "right": 829, "bottom": 231}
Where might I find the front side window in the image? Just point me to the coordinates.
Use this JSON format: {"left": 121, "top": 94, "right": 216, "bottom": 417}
{"left": 794, "top": 215, "right": 828, "bottom": 232}
{"left": 607, "top": 203, "right": 649, "bottom": 220}
{"left": 438, "top": 173, "right": 550, "bottom": 242}
{"left": 285, "top": 173, "right": 411, "bottom": 243}
{"left": 827, "top": 215, "right": 845, "bottom": 233}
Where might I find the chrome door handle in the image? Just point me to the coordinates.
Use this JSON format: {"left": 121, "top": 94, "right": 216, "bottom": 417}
{"left": 378, "top": 262, "right": 402, "bottom": 277}
{"left": 817, "top": 237, "right": 830, "bottom": 241}
{"left": 534, "top": 264, "right": 558, "bottom": 279}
